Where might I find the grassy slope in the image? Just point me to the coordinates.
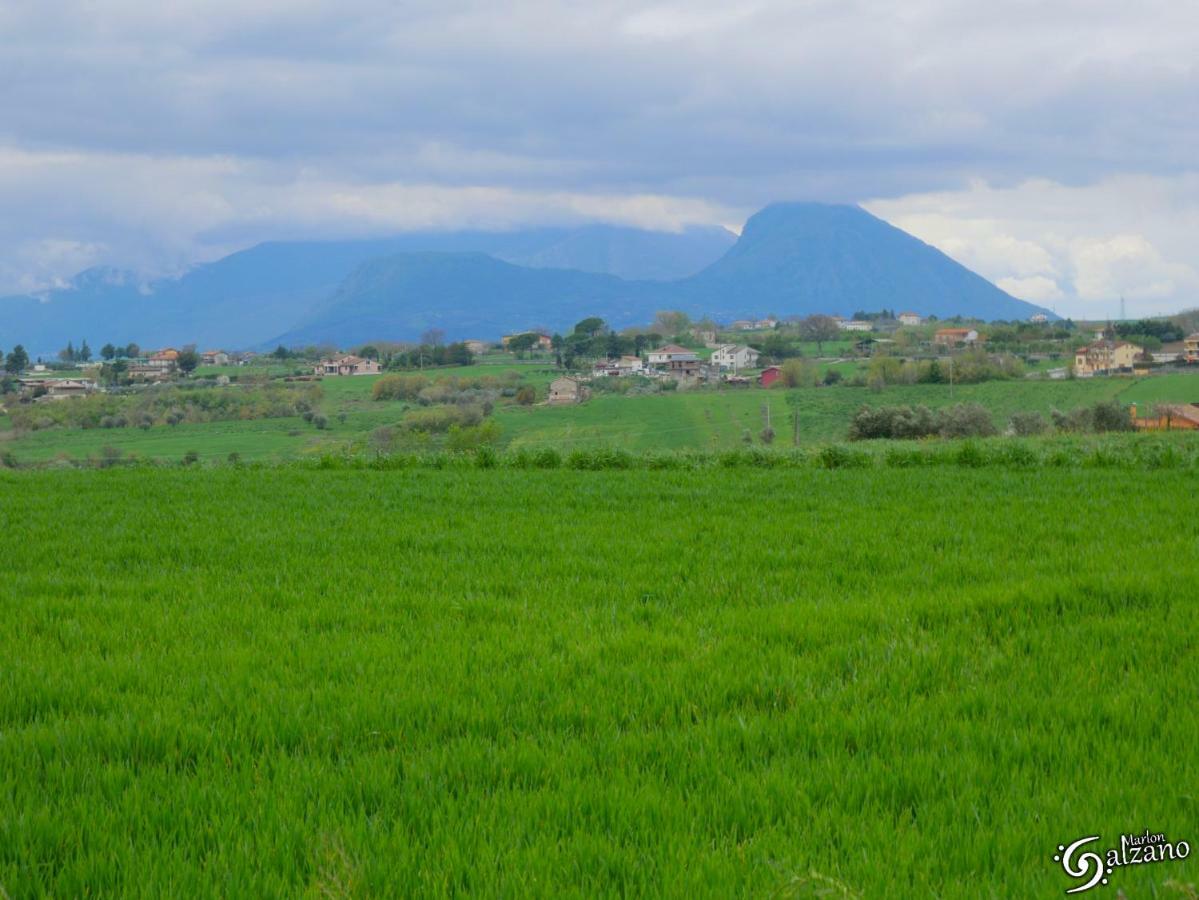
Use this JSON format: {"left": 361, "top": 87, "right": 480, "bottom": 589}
{"left": 5, "top": 369, "right": 1199, "bottom": 463}
{"left": 0, "top": 467, "right": 1194, "bottom": 896}
{"left": 496, "top": 374, "right": 1183, "bottom": 450}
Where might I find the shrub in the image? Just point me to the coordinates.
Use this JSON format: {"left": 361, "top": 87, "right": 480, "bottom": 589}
{"left": 312, "top": 414, "right": 329, "bottom": 430}
{"left": 937, "top": 403, "right": 997, "bottom": 439}
{"left": 848, "top": 405, "right": 939, "bottom": 441}
{"left": 1091, "top": 400, "right": 1134, "bottom": 433}
{"left": 515, "top": 386, "right": 536, "bottom": 405}
{"left": 373, "top": 374, "right": 429, "bottom": 401}
{"left": 445, "top": 420, "right": 502, "bottom": 451}
{"left": 182, "top": 450, "right": 199, "bottom": 465}
{"left": 402, "top": 405, "right": 483, "bottom": 434}
{"left": 1009, "top": 411, "right": 1047, "bottom": 436}
{"left": 1051, "top": 401, "right": 1134, "bottom": 434}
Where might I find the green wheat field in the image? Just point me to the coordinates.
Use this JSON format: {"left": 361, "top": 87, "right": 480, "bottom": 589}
{"left": 1, "top": 465, "right": 1195, "bottom": 897}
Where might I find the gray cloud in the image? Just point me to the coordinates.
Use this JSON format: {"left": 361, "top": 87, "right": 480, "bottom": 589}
{"left": 0, "top": 0, "right": 1196, "bottom": 313}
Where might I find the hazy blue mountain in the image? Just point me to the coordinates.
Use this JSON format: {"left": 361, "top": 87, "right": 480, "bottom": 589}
{"left": 272, "top": 204, "right": 1054, "bottom": 346}
{"left": 493, "top": 224, "right": 736, "bottom": 281}
{"left": 677, "top": 203, "right": 1041, "bottom": 321}
{"left": 275, "top": 252, "right": 661, "bottom": 347}
{"left": 0, "top": 226, "right": 735, "bottom": 353}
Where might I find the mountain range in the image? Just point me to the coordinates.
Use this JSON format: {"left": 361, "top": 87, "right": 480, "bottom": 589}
{"left": 0, "top": 203, "right": 1053, "bottom": 354}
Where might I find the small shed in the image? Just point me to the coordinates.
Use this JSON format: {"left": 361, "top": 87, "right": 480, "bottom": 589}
{"left": 548, "top": 376, "right": 590, "bottom": 404}
{"left": 759, "top": 366, "right": 782, "bottom": 388}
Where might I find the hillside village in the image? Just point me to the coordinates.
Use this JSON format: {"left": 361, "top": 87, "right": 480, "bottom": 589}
{"left": 4, "top": 309, "right": 1199, "bottom": 462}
{"left": 5, "top": 310, "right": 1199, "bottom": 407}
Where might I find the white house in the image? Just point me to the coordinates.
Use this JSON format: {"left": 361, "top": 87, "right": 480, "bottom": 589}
{"left": 1030, "top": 314, "right": 1049, "bottom": 324}
{"left": 710, "top": 344, "right": 761, "bottom": 371}
{"left": 647, "top": 344, "right": 699, "bottom": 365}
{"left": 898, "top": 312, "right": 922, "bottom": 326}
{"left": 592, "top": 355, "right": 645, "bottom": 377}
{"left": 838, "top": 320, "right": 872, "bottom": 332}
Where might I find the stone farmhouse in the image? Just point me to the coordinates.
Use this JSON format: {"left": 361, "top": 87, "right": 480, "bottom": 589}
{"left": 314, "top": 355, "right": 382, "bottom": 376}
{"left": 548, "top": 376, "right": 590, "bottom": 404}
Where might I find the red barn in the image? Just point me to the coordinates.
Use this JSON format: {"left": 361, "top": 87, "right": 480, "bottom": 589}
{"left": 759, "top": 366, "right": 782, "bottom": 387}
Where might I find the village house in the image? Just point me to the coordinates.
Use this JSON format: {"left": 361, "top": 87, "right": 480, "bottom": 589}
{"left": 147, "top": 349, "right": 179, "bottom": 371}
{"left": 592, "top": 355, "right": 645, "bottom": 377}
{"left": 691, "top": 328, "right": 717, "bottom": 346}
{"left": 1131, "top": 403, "right": 1199, "bottom": 431}
{"left": 200, "top": 350, "right": 229, "bottom": 367}
{"left": 838, "top": 320, "right": 872, "bottom": 332}
{"left": 898, "top": 312, "right": 922, "bottom": 326}
{"left": 1185, "top": 333, "right": 1199, "bottom": 364}
{"left": 1073, "top": 340, "right": 1142, "bottom": 376}
{"left": 126, "top": 349, "right": 179, "bottom": 380}
{"left": 710, "top": 344, "right": 761, "bottom": 371}
{"left": 759, "top": 366, "right": 782, "bottom": 388}
{"left": 463, "top": 339, "right": 488, "bottom": 355}
{"left": 646, "top": 344, "right": 699, "bottom": 365}
{"left": 1030, "top": 313, "right": 1049, "bottom": 324}
{"left": 933, "top": 328, "right": 981, "bottom": 346}
{"left": 1152, "top": 341, "right": 1186, "bottom": 364}
{"left": 19, "top": 378, "right": 98, "bottom": 400}
{"left": 754, "top": 318, "right": 778, "bottom": 330}
{"left": 314, "top": 355, "right": 382, "bottom": 376}
{"left": 547, "top": 376, "right": 590, "bottom": 404}
{"left": 660, "top": 358, "right": 706, "bottom": 384}
{"left": 731, "top": 320, "right": 754, "bottom": 331}
{"left": 502, "top": 332, "right": 553, "bottom": 351}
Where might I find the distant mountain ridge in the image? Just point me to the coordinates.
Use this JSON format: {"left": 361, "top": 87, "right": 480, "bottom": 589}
{"left": 275, "top": 203, "right": 1053, "bottom": 345}
{"left": 0, "top": 225, "right": 735, "bottom": 355}
{"left": 0, "top": 204, "right": 1053, "bottom": 353}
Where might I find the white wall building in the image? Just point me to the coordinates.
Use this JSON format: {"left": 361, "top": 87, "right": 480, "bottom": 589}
{"left": 710, "top": 344, "right": 761, "bottom": 371}
{"left": 647, "top": 344, "right": 699, "bottom": 365}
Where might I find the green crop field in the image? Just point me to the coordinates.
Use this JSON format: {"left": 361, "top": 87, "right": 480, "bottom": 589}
{"left": 1, "top": 466, "right": 1194, "bottom": 897}
{"left": 4, "top": 368, "right": 1199, "bottom": 464}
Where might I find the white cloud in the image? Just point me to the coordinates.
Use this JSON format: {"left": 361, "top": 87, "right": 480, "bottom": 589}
{"left": 867, "top": 174, "right": 1199, "bottom": 317}
{"left": 1, "top": 1, "right": 1198, "bottom": 311}
{"left": 0, "top": 145, "right": 739, "bottom": 294}
{"left": 996, "top": 276, "right": 1064, "bottom": 303}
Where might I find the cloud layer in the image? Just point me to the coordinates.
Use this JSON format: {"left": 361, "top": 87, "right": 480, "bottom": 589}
{"left": 0, "top": 1, "right": 1196, "bottom": 315}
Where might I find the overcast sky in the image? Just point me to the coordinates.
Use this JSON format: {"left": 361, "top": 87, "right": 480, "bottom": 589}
{"left": 1, "top": 0, "right": 1196, "bottom": 317}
